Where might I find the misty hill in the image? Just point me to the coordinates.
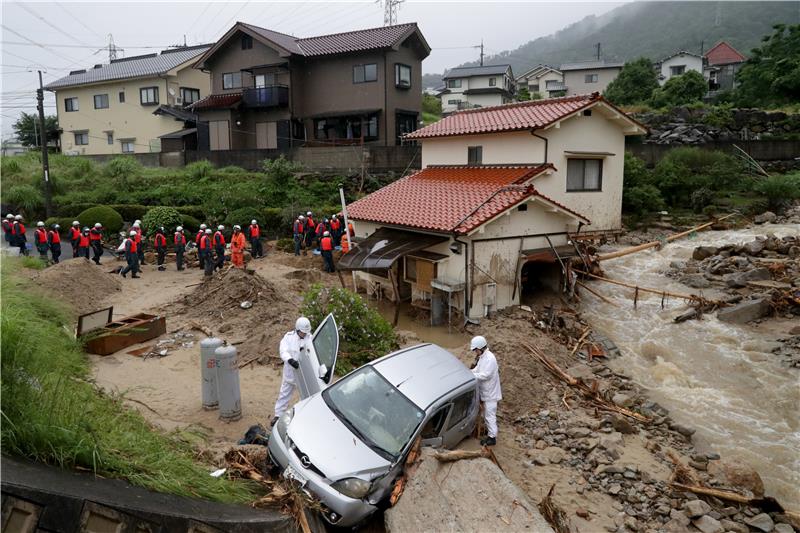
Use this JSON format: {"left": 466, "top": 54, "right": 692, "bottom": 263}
{"left": 422, "top": 1, "right": 798, "bottom": 87}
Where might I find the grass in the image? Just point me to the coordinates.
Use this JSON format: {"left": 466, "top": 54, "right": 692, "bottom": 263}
{"left": 0, "top": 258, "right": 258, "bottom": 503}
{"left": 20, "top": 255, "right": 46, "bottom": 269}
{"left": 421, "top": 111, "right": 441, "bottom": 125}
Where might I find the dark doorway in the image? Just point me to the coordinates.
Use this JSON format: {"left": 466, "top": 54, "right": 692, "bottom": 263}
{"left": 520, "top": 260, "right": 562, "bottom": 303}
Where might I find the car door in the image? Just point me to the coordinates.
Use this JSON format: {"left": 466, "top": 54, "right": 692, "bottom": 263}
{"left": 441, "top": 389, "right": 478, "bottom": 448}
{"left": 419, "top": 405, "right": 452, "bottom": 448}
{"left": 296, "top": 313, "right": 339, "bottom": 399}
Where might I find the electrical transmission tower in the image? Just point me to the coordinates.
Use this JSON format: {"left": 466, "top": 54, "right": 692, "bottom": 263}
{"left": 107, "top": 34, "right": 120, "bottom": 61}
{"left": 380, "top": 0, "right": 404, "bottom": 26}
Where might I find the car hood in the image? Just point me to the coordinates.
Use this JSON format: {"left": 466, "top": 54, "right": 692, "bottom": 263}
{"left": 287, "top": 394, "right": 392, "bottom": 481}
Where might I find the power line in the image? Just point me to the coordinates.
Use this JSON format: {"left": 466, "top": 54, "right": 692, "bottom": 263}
{"left": 17, "top": 3, "right": 95, "bottom": 47}
{"left": 54, "top": 1, "right": 104, "bottom": 39}
{"left": 0, "top": 40, "right": 174, "bottom": 50}
{"left": 212, "top": 1, "right": 252, "bottom": 41}
{"left": 0, "top": 25, "right": 77, "bottom": 63}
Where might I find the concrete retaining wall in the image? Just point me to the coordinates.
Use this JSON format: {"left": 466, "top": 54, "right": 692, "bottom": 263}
{"left": 626, "top": 139, "right": 800, "bottom": 167}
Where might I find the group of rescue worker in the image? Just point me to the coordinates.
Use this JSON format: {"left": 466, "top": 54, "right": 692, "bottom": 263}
{"left": 193, "top": 220, "right": 264, "bottom": 277}
{"left": 291, "top": 211, "right": 355, "bottom": 273}
{"left": 2, "top": 214, "right": 105, "bottom": 265}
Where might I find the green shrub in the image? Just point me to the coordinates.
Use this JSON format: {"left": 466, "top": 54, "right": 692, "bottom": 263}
{"left": 77, "top": 206, "right": 124, "bottom": 233}
{"left": 109, "top": 204, "right": 149, "bottom": 222}
{"left": 262, "top": 207, "right": 284, "bottom": 236}
{"left": 44, "top": 216, "right": 75, "bottom": 230}
{"left": 174, "top": 205, "right": 206, "bottom": 220}
{"left": 701, "top": 104, "right": 735, "bottom": 129}
{"left": 185, "top": 160, "right": 214, "bottom": 180}
{"left": 623, "top": 185, "right": 666, "bottom": 215}
{"left": 275, "top": 238, "right": 294, "bottom": 253}
{"left": 1, "top": 157, "right": 24, "bottom": 175}
{"left": 702, "top": 205, "right": 719, "bottom": 216}
{"left": 301, "top": 285, "right": 398, "bottom": 374}
{"left": 224, "top": 207, "right": 263, "bottom": 228}
{"left": 4, "top": 184, "right": 43, "bottom": 215}
{"left": 753, "top": 172, "right": 800, "bottom": 210}
{"left": 690, "top": 187, "right": 715, "bottom": 213}
{"left": 142, "top": 206, "right": 183, "bottom": 236}
{"left": 56, "top": 203, "right": 99, "bottom": 217}
{"left": 103, "top": 156, "right": 142, "bottom": 189}
{"left": 650, "top": 70, "right": 707, "bottom": 108}
{"left": 262, "top": 155, "right": 301, "bottom": 186}
{"left": 653, "top": 147, "right": 743, "bottom": 205}
{"left": 181, "top": 215, "right": 201, "bottom": 231}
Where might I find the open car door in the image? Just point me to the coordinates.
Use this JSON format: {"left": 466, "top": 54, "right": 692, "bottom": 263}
{"left": 296, "top": 313, "right": 339, "bottom": 399}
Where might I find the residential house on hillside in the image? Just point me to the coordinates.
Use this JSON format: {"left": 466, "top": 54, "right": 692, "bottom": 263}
{"left": 704, "top": 41, "right": 746, "bottom": 93}
{"left": 45, "top": 45, "right": 211, "bottom": 155}
{"left": 515, "top": 64, "right": 565, "bottom": 99}
{"left": 340, "top": 93, "right": 646, "bottom": 320}
{"left": 559, "top": 61, "right": 623, "bottom": 96}
{"left": 657, "top": 51, "right": 704, "bottom": 85}
{"left": 438, "top": 65, "right": 515, "bottom": 115}
{"left": 189, "top": 22, "right": 430, "bottom": 150}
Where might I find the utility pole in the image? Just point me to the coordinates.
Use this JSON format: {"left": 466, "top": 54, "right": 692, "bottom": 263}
{"left": 480, "top": 40, "right": 484, "bottom": 66}
{"left": 595, "top": 42, "right": 602, "bottom": 61}
{"left": 36, "top": 70, "right": 52, "bottom": 218}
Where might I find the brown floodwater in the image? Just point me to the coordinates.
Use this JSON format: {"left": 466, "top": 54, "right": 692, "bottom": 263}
{"left": 581, "top": 223, "right": 800, "bottom": 508}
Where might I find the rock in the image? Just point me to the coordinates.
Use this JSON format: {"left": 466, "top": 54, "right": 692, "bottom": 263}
{"left": 612, "top": 416, "right": 637, "bottom": 435}
{"left": 774, "top": 524, "right": 794, "bottom": 533}
{"left": 567, "top": 427, "right": 593, "bottom": 438}
{"left": 789, "top": 245, "right": 800, "bottom": 258}
{"left": 717, "top": 299, "right": 771, "bottom": 324}
{"left": 668, "top": 422, "right": 696, "bottom": 437}
{"left": 541, "top": 446, "right": 567, "bottom": 464}
{"left": 597, "top": 464, "right": 625, "bottom": 475}
{"left": 567, "top": 363, "right": 594, "bottom": 381}
{"left": 693, "top": 246, "right": 719, "bottom": 260}
{"left": 754, "top": 211, "right": 777, "bottom": 224}
{"left": 600, "top": 432, "right": 624, "bottom": 449}
{"left": 612, "top": 393, "right": 634, "bottom": 408}
{"left": 720, "top": 519, "right": 749, "bottom": 533}
{"left": 707, "top": 461, "right": 765, "bottom": 498}
{"left": 692, "top": 515, "right": 724, "bottom": 533}
{"left": 689, "top": 460, "right": 708, "bottom": 471}
{"left": 685, "top": 499, "right": 712, "bottom": 518}
{"left": 680, "top": 274, "right": 712, "bottom": 289}
{"left": 744, "top": 239, "right": 766, "bottom": 255}
{"left": 745, "top": 513, "right": 775, "bottom": 532}
{"left": 788, "top": 325, "right": 800, "bottom": 335}
{"left": 575, "top": 507, "right": 590, "bottom": 519}
{"left": 670, "top": 509, "right": 690, "bottom": 526}
{"left": 608, "top": 483, "right": 622, "bottom": 495}
{"left": 624, "top": 516, "right": 638, "bottom": 530}
{"left": 724, "top": 267, "right": 771, "bottom": 288}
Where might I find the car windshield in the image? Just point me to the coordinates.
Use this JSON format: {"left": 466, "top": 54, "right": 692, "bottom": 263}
{"left": 323, "top": 366, "right": 424, "bottom": 460}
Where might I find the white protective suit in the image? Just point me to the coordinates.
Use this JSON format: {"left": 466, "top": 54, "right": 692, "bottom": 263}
{"left": 472, "top": 349, "right": 502, "bottom": 438}
{"left": 273, "top": 330, "right": 305, "bottom": 417}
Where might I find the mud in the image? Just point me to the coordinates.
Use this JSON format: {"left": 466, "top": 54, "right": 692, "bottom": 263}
{"left": 29, "top": 259, "right": 122, "bottom": 316}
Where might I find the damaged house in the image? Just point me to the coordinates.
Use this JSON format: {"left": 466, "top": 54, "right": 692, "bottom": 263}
{"left": 339, "top": 93, "right": 646, "bottom": 319}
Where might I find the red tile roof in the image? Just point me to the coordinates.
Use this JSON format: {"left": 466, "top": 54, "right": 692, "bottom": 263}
{"left": 705, "top": 41, "right": 746, "bottom": 65}
{"left": 406, "top": 93, "right": 603, "bottom": 139}
{"left": 347, "top": 165, "right": 588, "bottom": 235}
{"left": 190, "top": 92, "right": 242, "bottom": 110}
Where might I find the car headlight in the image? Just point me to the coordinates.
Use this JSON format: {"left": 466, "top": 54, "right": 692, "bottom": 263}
{"left": 276, "top": 408, "right": 294, "bottom": 439}
{"left": 331, "top": 477, "right": 372, "bottom": 499}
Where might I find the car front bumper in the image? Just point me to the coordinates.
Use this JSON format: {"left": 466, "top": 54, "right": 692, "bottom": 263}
{"left": 267, "top": 425, "right": 378, "bottom": 527}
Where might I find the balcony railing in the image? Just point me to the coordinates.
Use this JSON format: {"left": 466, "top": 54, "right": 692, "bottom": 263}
{"left": 242, "top": 85, "right": 289, "bottom": 108}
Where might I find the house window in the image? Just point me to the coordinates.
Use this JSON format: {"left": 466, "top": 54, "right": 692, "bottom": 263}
{"left": 395, "top": 112, "right": 417, "bottom": 144}
{"left": 180, "top": 87, "right": 200, "bottom": 104}
{"left": 241, "top": 34, "right": 253, "bottom": 50}
{"left": 64, "top": 97, "right": 78, "bottom": 112}
{"left": 670, "top": 65, "right": 686, "bottom": 76}
{"left": 353, "top": 63, "right": 377, "bottom": 84}
{"left": 585, "top": 74, "right": 598, "bottom": 83}
{"left": 121, "top": 140, "right": 135, "bottom": 153}
{"left": 489, "top": 77, "right": 496, "bottom": 86}
{"left": 314, "top": 113, "right": 379, "bottom": 141}
{"left": 566, "top": 159, "right": 603, "bottom": 192}
{"left": 118, "top": 91, "right": 125, "bottom": 103}
{"left": 93, "top": 94, "right": 109, "bottom": 109}
{"left": 254, "top": 73, "right": 275, "bottom": 88}
{"left": 468, "top": 146, "right": 483, "bottom": 165}
{"left": 447, "top": 99, "right": 460, "bottom": 105}
{"left": 530, "top": 84, "right": 540, "bottom": 92}
{"left": 139, "top": 86, "right": 159, "bottom": 105}
{"left": 395, "top": 63, "right": 411, "bottom": 88}
{"left": 223, "top": 72, "right": 243, "bottom": 89}
{"left": 106, "top": 132, "right": 113, "bottom": 145}
{"left": 74, "top": 132, "right": 88, "bottom": 145}
{"left": 446, "top": 79, "right": 462, "bottom": 89}
{"left": 365, "top": 115, "right": 378, "bottom": 138}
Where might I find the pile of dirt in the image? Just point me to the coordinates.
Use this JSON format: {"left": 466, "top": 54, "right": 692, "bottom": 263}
{"left": 31, "top": 260, "right": 122, "bottom": 315}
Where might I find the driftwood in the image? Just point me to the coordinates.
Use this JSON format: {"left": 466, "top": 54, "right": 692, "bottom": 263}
{"left": 597, "top": 214, "right": 737, "bottom": 262}
{"left": 187, "top": 321, "right": 213, "bottom": 337}
{"left": 576, "top": 280, "right": 618, "bottom": 306}
{"left": 433, "top": 448, "right": 492, "bottom": 462}
{"left": 524, "top": 343, "right": 651, "bottom": 423}
{"left": 538, "top": 485, "right": 570, "bottom": 533}
{"left": 574, "top": 270, "right": 723, "bottom": 306}
{"left": 570, "top": 328, "right": 592, "bottom": 357}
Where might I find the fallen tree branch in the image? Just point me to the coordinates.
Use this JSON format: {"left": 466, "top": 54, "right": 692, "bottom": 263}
{"left": 671, "top": 483, "right": 789, "bottom": 515}
{"left": 570, "top": 327, "right": 592, "bottom": 357}
{"left": 538, "top": 484, "right": 570, "bottom": 533}
{"left": 576, "top": 281, "right": 618, "bottom": 306}
{"left": 434, "top": 448, "right": 492, "bottom": 463}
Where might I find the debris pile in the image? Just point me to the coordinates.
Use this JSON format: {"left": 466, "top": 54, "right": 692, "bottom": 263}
{"left": 32, "top": 260, "right": 122, "bottom": 315}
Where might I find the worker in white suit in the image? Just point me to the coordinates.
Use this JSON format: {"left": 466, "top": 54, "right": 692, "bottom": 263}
{"left": 470, "top": 335, "right": 502, "bottom": 446}
{"left": 271, "top": 317, "right": 312, "bottom": 426}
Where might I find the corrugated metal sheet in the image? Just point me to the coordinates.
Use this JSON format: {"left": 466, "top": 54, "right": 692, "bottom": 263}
{"left": 443, "top": 64, "right": 511, "bottom": 79}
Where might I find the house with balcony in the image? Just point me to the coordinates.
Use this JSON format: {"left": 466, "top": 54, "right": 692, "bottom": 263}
{"left": 656, "top": 51, "right": 704, "bottom": 85}
{"left": 45, "top": 45, "right": 210, "bottom": 155}
{"left": 516, "top": 64, "right": 564, "bottom": 98}
{"left": 559, "top": 61, "right": 623, "bottom": 96}
{"left": 189, "top": 21, "right": 430, "bottom": 150}
{"left": 438, "top": 65, "right": 515, "bottom": 115}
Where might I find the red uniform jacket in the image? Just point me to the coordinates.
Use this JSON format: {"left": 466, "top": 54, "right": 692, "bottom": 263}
{"left": 154, "top": 234, "right": 166, "bottom": 249}
{"left": 320, "top": 236, "right": 333, "bottom": 251}
{"left": 35, "top": 228, "right": 48, "bottom": 244}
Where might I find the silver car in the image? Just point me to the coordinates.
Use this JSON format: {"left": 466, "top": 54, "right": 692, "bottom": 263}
{"left": 268, "top": 314, "right": 479, "bottom": 527}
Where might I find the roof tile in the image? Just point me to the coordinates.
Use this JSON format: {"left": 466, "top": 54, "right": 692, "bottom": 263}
{"left": 190, "top": 92, "right": 242, "bottom": 110}
{"left": 705, "top": 41, "right": 746, "bottom": 65}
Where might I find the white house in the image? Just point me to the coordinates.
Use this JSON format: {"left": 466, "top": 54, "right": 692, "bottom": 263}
{"left": 515, "top": 64, "right": 565, "bottom": 98}
{"left": 657, "top": 51, "right": 704, "bottom": 85}
{"left": 439, "top": 65, "right": 515, "bottom": 115}
{"left": 340, "top": 93, "right": 646, "bottom": 320}
{"left": 560, "top": 61, "right": 623, "bottom": 95}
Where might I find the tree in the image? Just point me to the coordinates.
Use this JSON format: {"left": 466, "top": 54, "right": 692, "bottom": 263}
{"left": 604, "top": 57, "right": 659, "bottom": 105}
{"left": 736, "top": 24, "right": 800, "bottom": 107}
{"left": 650, "top": 70, "right": 707, "bottom": 108}
{"left": 12, "top": 112, "right": 59, "bottom": 147}
{"left": 517, "top": 87, "right": 531, "bottom": 101}
{"left": 422, "top": 93, "right": 442, "bottom": 117}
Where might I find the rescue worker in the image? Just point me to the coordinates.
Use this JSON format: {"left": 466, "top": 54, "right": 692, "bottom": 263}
{"left": 230, "top": 225, "right": 246, "bottom": 268}
{"left": 272, "top": 317, "right": 312, "bottom": 425}
{"left": 199, "top": 228, "right": 214, "bottom": 277}
{"left": 132, "top": 221, "right": 144, "bottom": 264}
{"left": 153, "top": 227, "right": 167, "bottom": 271}
{"left": 34, "top": 221, "right": 49, "bottom": 260}
{"left": 304, "top": 211, "right": 315, "bottom": 249}
{"left": 470, "top": 336, "right": 502, "bottom": 446}
{"left": 293, "top": 215, "right": 305, "bottom": 256}
{"left": 48, "top": 224, "right": 62, "bottom": 264}
{"left": 11, "top": 215, "right": 27, "bottom": 256}
{"left": 320, "top": 230, "right": 335, "bottom": 273}
{"left": 120, "top": 230, "right": 141, "bottom": 278}
{"left": 78, "top": 227, "right": 91, "bottom": 260}
{"left": 213, "top": 225, "right": 226, "bottom": 271}
{"left": 2, "top": 213, "right": 13, "bottom": 245}
{"left": 68, "top": 221, "right": 81, "bottom": 257}
{"left": 340, "top": 221, "right": 355, "bottom": 254}
{"left": 174, "top": 226, "right": 186, "bottom": 271}
{"left": 329, "top": 215, "right": 341, "bottom": 247}
{"left": 195, "top": 224, "right": 208, "bottom": 270}
{"left": 89, "top": 223, "right": 104, "bottom": 265}
{"left": 247, "top": 219, "right": 263, "bottom": 258}
{"left": 314, "top": 218, "right": 327, "bottom": 252}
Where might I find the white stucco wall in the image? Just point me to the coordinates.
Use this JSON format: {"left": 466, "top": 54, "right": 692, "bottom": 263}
{"left": 658, "top": 54, "right": 704, "bottom": 85}
{"left": 563, "top": 67, "right": 620, "bottom": 95}
{"left": 421, "top": 131, "right": 544, "bottom": 167}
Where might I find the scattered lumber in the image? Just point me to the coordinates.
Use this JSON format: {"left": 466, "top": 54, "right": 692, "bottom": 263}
{"left": 538, "top": 484, "right": 570, "bottom": 533}
{"left": 576, "top": 281, "right": 617, "bottom": 306}
{"left": 570, "top": 328, "right": 592, "bottom": 357}
{"left": 574, "top": 269, "right": 724, "bottom": 306}
{"left": 187, "top": 321, "right": 213, "bottom": 337}
{"left": 597, "top": 214, "right": 737, "bottom": 262}
{"left": 671, "top": 483, "right": 786, "bottom": 514}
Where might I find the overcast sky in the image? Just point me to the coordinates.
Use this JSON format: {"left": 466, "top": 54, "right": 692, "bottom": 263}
{"left": 1, "top": 0, "right": 624, "bottom": 139}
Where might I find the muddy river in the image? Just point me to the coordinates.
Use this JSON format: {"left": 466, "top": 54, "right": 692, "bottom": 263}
{"left": 581, "top": 223, "right": 799, "bottom": 508}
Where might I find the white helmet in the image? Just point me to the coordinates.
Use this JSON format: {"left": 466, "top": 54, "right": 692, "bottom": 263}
{"left": 94, "top": 222, "right": 102, "bottom": 228}
{"left": 323, "top": 230, "right": 330, "bottom": 236}
{"left": 15, "top": 215, "right": 23, "bottom": 221}
{"left": 299, "top": 215, "right": 305, "bottom": 220}
{"left": 233, "top": 225, "right": 241, "bottom": 230}
{"left": 251, "top": 219, "right": 257, "bottom": 225}
{"left": 205, "top": 228, "right": 212, "bottom": 234}
{"left": 6, "top": 214, "right": 13, "bottom": 219}
{"left": 295, "top": 316, "right": 312, "bottom": 334}
{"left": 200, "top": 223, "right": 207, "bottom": 230}
{"left": 129, "top": 230, "right": 137, "bottom": 236}
{"left": 37, "top": 221, "right": 45, "bottom": 227}
{"left": 470, "top": 335, "right": 488, "bottom": 351}
{"left": 217, "top": 225, "right": 224, "bottom": 230}
{"left": 72, "top": 220, "right": 80, "bottom": 226}
{"left": 132, "top": 222, "right": 140, "bottom": 228}
{"left": 54, "top": 224, "right": 61, "bottom": 229}
{"left": 306, "top": 211, "right": 312, "bottom": 216}
{"left": 176, "top": 226, "right": 183, "bottom": 232}
{"left": 134, "top": 219, "right": 141, "bottom": 225}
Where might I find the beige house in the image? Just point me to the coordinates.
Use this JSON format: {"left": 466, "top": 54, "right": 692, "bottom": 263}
{"left": 46, "top": 46, "right": 210, "bottom": 155}
{"left": 340, "top": 93, "right": 646, "bottom": 319}
{"left": 515, "top": 64, "right": 565, "bottom": 98}
{"left": 560, "top": 61, "right": 623, "bottom": 96}
{"left": 439, "top": 65, "right": 515, "bottom": 115}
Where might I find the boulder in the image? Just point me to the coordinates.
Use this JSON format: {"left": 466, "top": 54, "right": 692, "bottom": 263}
{"left": 540, "top": 446, "right": 567, "bottom": 464}
{"left": 744, "top": 513, "right": 775, "bottom": 532}
{"left": 720, "top": 519, "right": 749, "bottom": 533}
{"left": 754, "top": 211, "right": 777, "bottom": 224}
{"left": 692, "top": 515, "right": 725, "bottom": 533}
{"left": 693, "top": 246, "right": 719, "bottom": 260}
{"left": 717, "top": 299, "right": 771, "bottom": 324}
{"left": 725, "top": 267, "right": 772, "bottom": 288}
{"left": 744, "top": 239, "right": 766, "bottom": 256}
{"left": 680, "top": 274, "right": 712, "bottom": 289}
{"left": 707, "top": 461, "right": 765, "bottom": 498}
{"left": 612, "top": 393, "right": 634, "bottom": 408}
{"left": 774, "top": 524, "right": 795, "bottom": 533}
{"left": 684, "top": 499, "right": 712, "bottom": 518}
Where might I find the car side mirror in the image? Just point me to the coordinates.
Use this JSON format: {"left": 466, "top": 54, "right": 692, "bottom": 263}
{"left": 318, "top": 364, "right": 328, "bottom": 378}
